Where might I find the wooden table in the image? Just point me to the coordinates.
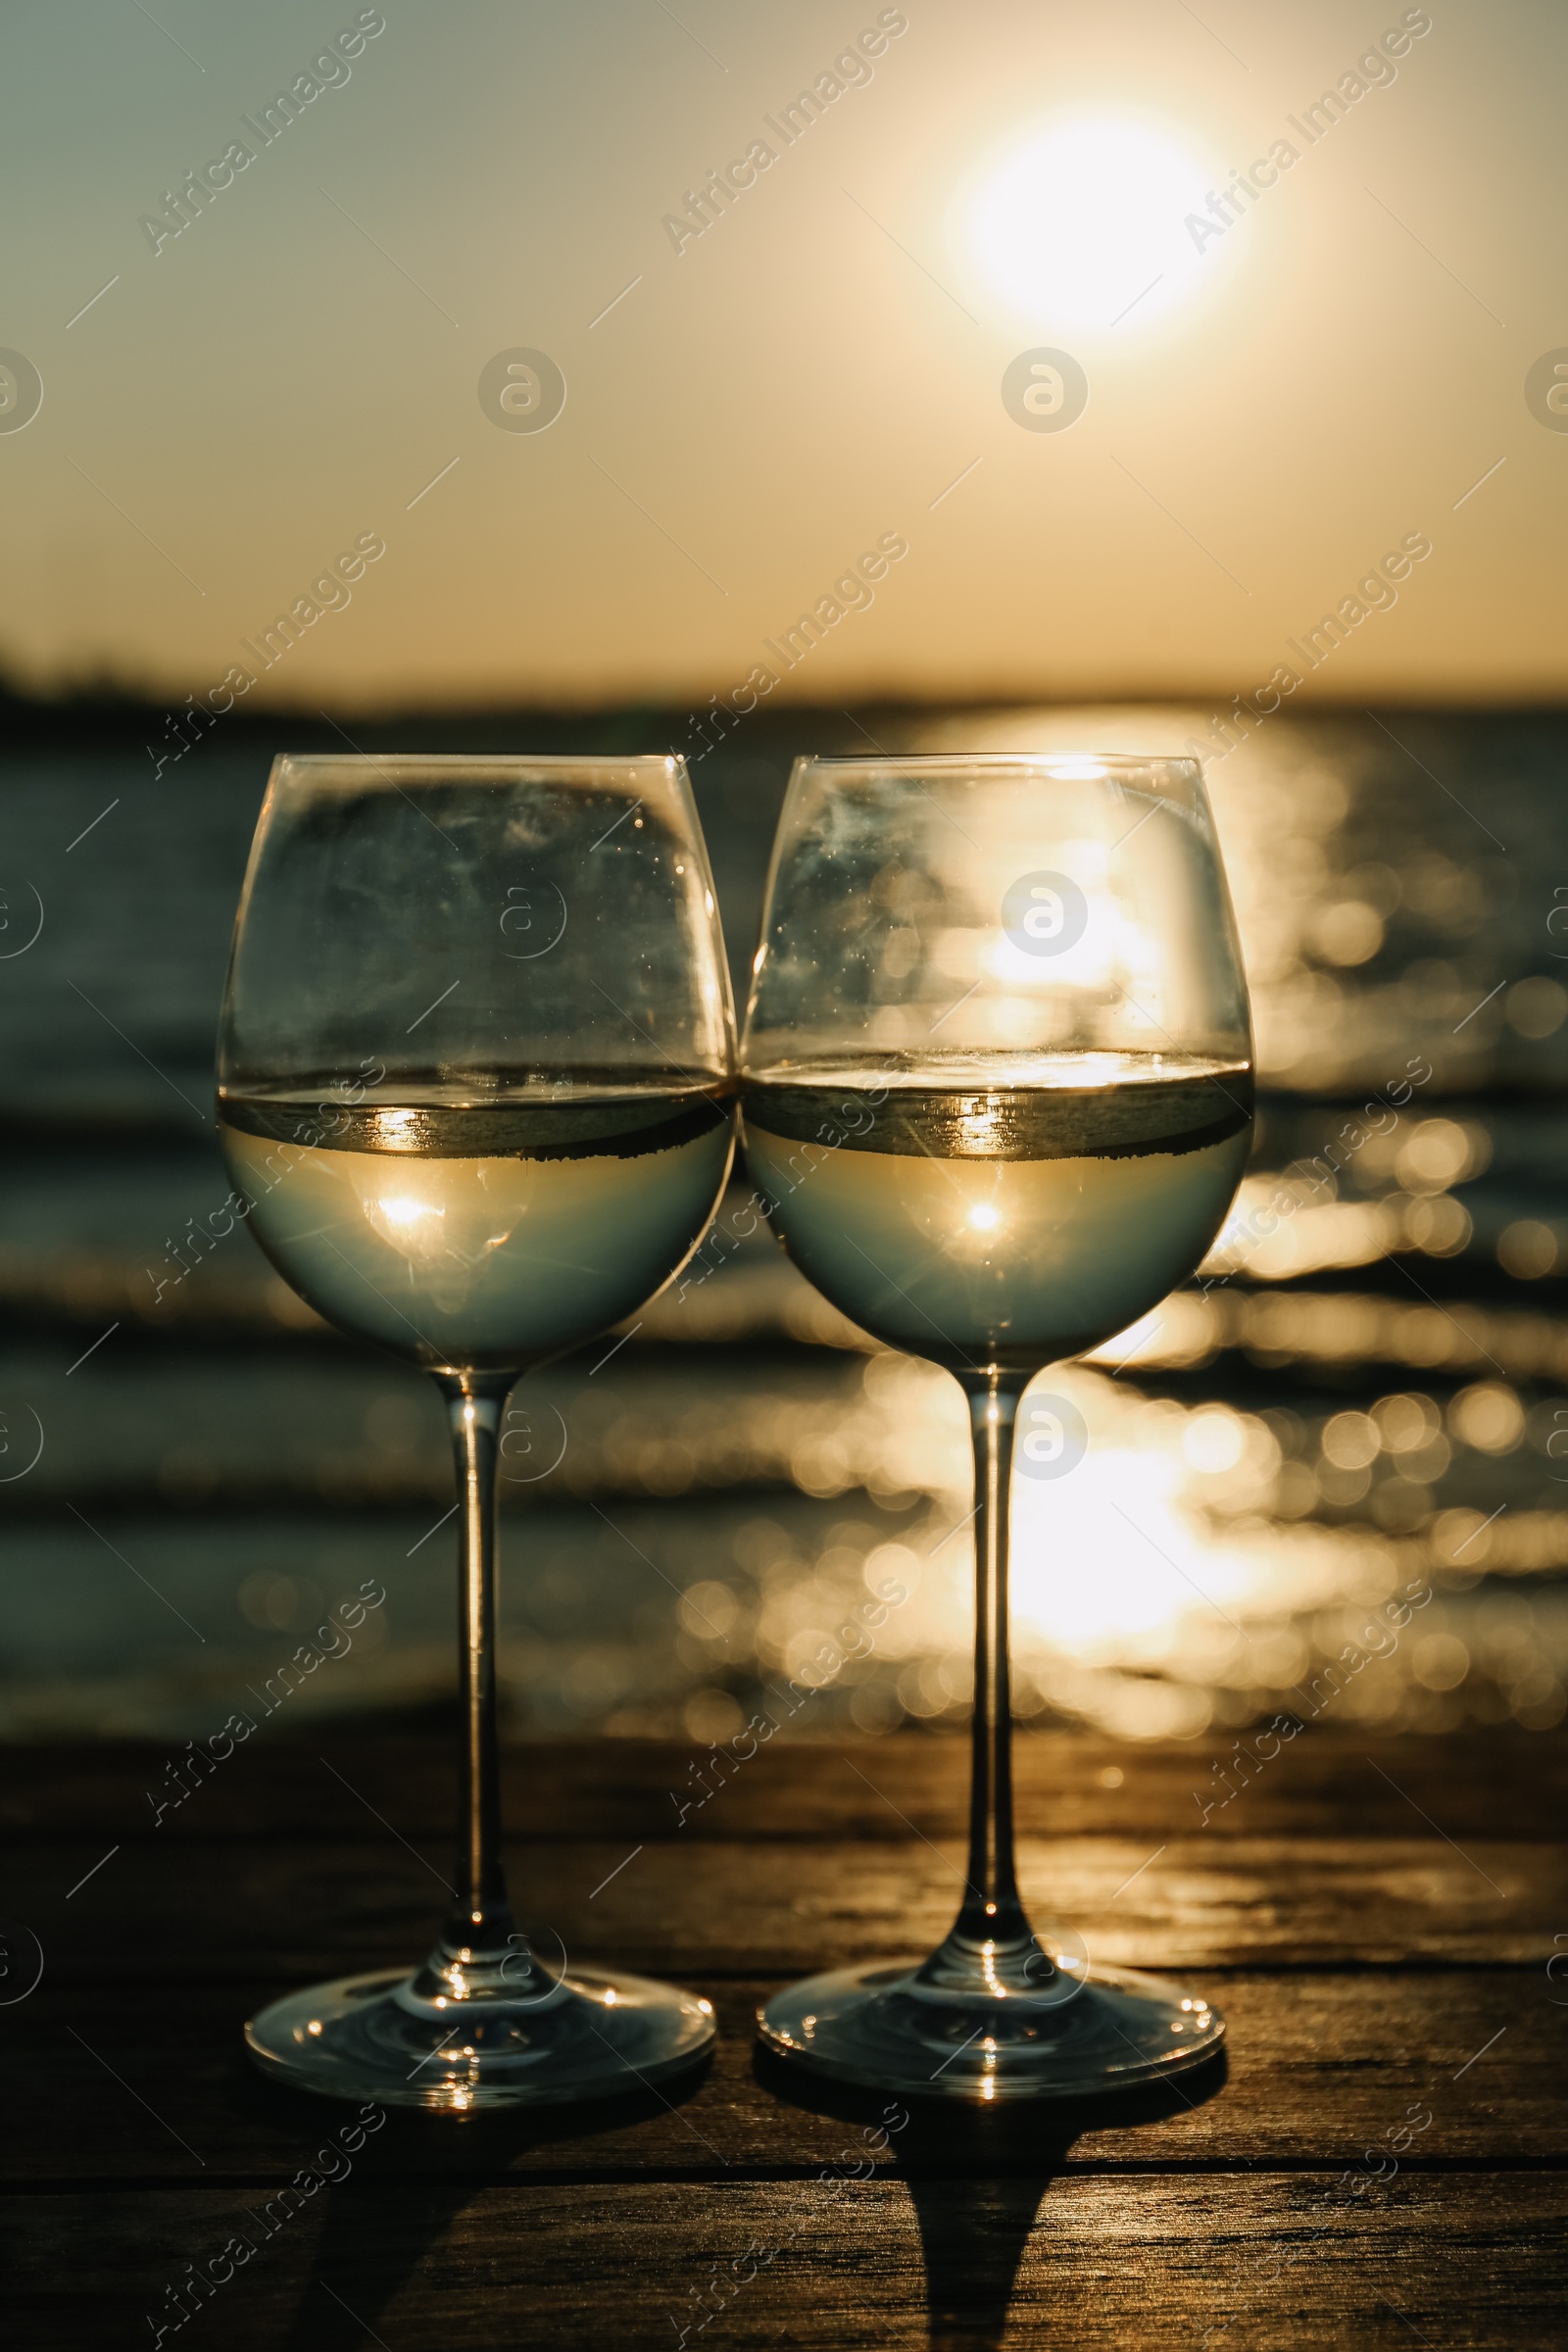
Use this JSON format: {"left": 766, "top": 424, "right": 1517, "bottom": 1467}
{"left": 6, "top": 1729, "right": 1566, "bottom": 2347}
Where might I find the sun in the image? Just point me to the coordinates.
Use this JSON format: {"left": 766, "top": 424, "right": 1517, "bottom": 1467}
{"left": 963, "top": 115, "right": 1230, "bottom": 334}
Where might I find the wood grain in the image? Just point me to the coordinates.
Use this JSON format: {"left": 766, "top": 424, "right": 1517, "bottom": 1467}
{"left": 6, "top": 1729, "right": 1563, "bottom": 1843}
{"left": 17, "top": 1832, "right": 1563, "bottom": 1983}
{"left": 5, "top": 1732, "right": 1564, "bottom": 2348}
{"left": 11, "top": 2178, "right": 1567, "bottom": 2350}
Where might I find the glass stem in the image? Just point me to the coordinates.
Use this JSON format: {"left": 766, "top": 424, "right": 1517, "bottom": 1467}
{"left": 957, "top": 1370, "right": 1031, "bottom": 1944}
{"left": 918, "top": 1367, "right": 1040, "bottom": 1987}
{"left": 411, "top": 1370, "right": 529, "bottom": 2003}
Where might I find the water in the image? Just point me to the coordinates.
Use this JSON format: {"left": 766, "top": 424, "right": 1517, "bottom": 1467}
{"left": 3, "top": 703, "right": 1567, "bottom": 1746}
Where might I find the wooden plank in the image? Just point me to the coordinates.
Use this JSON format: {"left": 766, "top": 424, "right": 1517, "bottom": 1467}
{"left": 2, "top": 1973, "right": 1559, "bottom": 2184}
{"left": 6, "top": 1729, "right": 1564, "bottom": 1845}
{"left": 17, "top": 1834, "right": 1565, "bottom": 1981}
{"left": 8, "top": 2177, "right": 1566, "bottom": 2349}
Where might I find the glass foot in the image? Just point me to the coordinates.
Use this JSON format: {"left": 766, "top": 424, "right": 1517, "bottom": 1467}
{"left": 246, "top": 1962, "right": 715, "bottom": 2111}
{"left": 758, "top": 1950, "right": 1223, "bottom": 2101}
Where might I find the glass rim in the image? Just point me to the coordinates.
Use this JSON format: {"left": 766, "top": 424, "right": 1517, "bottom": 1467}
{"left": 269, "top": 752, "right": 688, "bottom": 774}
{"left": 794, "top": 751, "right": 1203, "bottom": 773}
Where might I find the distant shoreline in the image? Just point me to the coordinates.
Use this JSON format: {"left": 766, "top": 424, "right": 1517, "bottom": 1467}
{"left": 1, "top": 682, "right": 1564, "bottom": 752}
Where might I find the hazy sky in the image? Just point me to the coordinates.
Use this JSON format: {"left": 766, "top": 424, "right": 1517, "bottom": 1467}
{"left": 1, "top": 0, "right": 1563, "bottom": 709}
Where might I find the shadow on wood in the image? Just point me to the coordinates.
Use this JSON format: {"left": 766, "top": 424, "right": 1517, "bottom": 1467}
{"left": 755, "top": 2044, "right": 1226, "bottom": 2348}
{"left": 232, "top": 2053, "right": 715, "bottom": 2349}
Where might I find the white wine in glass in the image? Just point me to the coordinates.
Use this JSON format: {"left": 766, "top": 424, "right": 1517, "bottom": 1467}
{"left": 220, "top": 755, "right": 735, "bottom": 2109}
{"left": 744, "top": 754, "right": 1251, "bottom": 2099}
{"left": 220, "top": 1083, "right": 733, "bottom": 1370}
{"left": 742, "top": 1054, "right": 1249, "bottom": 1371}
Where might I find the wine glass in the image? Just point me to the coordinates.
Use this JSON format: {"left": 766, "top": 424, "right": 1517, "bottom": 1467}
{"left": 743, "top": 753, "right": 1251, "bottom": 2098}
{"left": 220, "top": 754, "right": 735, "bottom": 2108}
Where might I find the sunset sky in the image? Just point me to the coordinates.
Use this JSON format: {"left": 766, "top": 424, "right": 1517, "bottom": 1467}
{"left": 1, "top": 0, "right": 1562, "bottom": 710}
